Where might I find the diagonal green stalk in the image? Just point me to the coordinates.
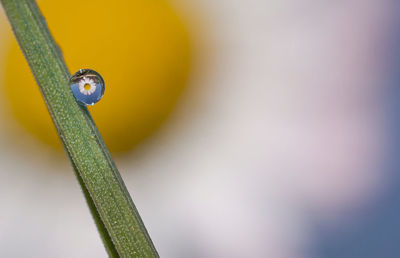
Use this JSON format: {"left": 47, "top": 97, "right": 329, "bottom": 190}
{"left": 0, "top": 0, "right": 159, "bottom": 257}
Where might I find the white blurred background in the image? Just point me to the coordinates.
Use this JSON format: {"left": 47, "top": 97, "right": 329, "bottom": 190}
{"left": 0, "top": 0, "right": 399, "bottom": 257}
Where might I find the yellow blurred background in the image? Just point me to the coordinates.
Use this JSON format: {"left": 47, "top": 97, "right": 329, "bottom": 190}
{"left": 3, "top": 0, "right": 191, "bottom": 153}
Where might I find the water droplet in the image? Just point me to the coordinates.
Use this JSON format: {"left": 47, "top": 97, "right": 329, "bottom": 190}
{"left": 70, "top": 69, "right": 105, "bottom": 106}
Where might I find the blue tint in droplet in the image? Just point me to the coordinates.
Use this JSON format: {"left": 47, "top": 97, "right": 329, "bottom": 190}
{"left": 70, "top": 69, "right": 105, "bottom": 106}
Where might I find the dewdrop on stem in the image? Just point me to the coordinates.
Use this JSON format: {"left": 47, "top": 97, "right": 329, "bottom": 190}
{"left": 70, "top": 69, "right": 105, "bottom": 106}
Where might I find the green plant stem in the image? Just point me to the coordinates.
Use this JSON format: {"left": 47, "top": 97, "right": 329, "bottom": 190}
{"left": 0, "top": 0, "right": 158, "bottom": 257}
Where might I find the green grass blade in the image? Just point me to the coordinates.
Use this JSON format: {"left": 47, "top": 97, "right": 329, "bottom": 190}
{"left": 0, "top": 0, "right": 159, "bottom": 257}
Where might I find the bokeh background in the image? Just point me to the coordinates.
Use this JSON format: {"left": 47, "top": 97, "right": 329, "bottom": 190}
{"left": 0, "top": 0, "right": 399, "bottom": 257}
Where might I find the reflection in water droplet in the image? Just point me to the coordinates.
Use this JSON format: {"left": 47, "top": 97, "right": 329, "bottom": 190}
{"left": 70, "top": 69, "right": 105, "bottom": 106}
